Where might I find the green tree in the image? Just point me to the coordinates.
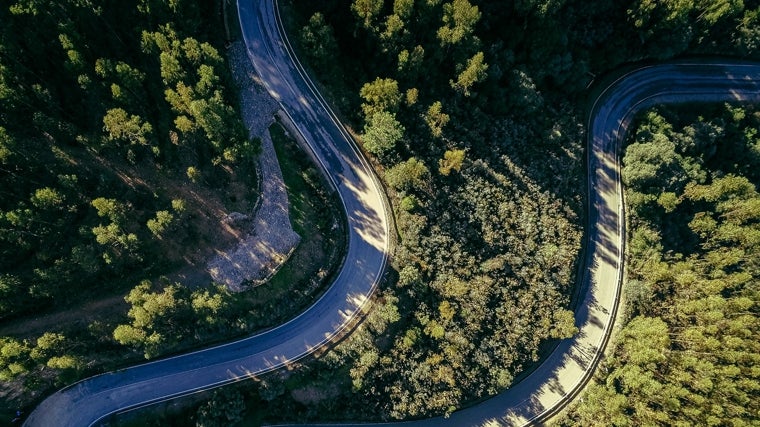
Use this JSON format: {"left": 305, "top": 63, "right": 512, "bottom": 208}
{"left": 91, "top": 223, "right": 139, "bottom": 262}
{"left": 549, "top": 308, "right": 577, "bottom": 339}
{"left": 622, "top": 139, "right": 688, "bottom": 193}
{"left": 571, "top": 382, "right": 631, "bottom": 426}
{"left": 0, "top": 126, "right": 14, "bottom": 164}
{"left": 397, "top": 45, "right": 425, "bottom": 81}
{"left": 381, "top": 14, "right": 406, "bottom": 50}
{"left": 147, "top": 210, "right": 174, "bottom": 238}
{"left": 507, "top": 69, "right": 543, "bottom": 115}
{"left": 362, "top": 111, "right": 405, "bottom": 155}
{"left": 352, "top": 0, "right": 384, "bottom": 30}
{"left": 626, "top": 0, "right": 744, "bottom": 58}
{"left": 683, "top": 174, "right": 754, "bottom": 204}
{"left": 385, "top": 157, "right": 430, "bottom": 191}
{"left": 450, "top": 51, "right": 488, "bottom": 96}
{"left": 102, "top": 108, "right": 153, "bottom": 147}
{"left": 158, "top": 50, "right": 185, "bottom": 85}
{"left": 0, "top": 274, "right": 27, "bottom": 318}
{"left": 513, "top": 0, "right": 568, "bottom": 16}
{"left": 186, "top": 165, "right": 201, "bottom": 182}
{"left": 190, "top": 287, "right": 229, "bottom": 327}
{"left": 438, "top": 149, "right": 465, "bottom": 175}
{"left": 195, "top": 388, "right": 246, "bottom": 427}
{"left": 405, "top": 88, "right": 419, "bottom": 106}
{"left": 735, "top": 8, "right": 760, "bottom": 55}
{"left": 96, "top": 59, "right": 147, "bottom": 108}
{"left": 437, "top": 0, "right": 481, "bottom": 46}
{"left": 394, "top": 0, "right": 414, "bottom": 19}
{"left": 0, "top": 336, "right": 32, "bottom": 381}
{"left": 91, "top": 197, "right": 127, "bottom": 222}
{"left": 172, "top": 198, "right": 187, "bottom": 216}
{"left": 360, "top": 77, "right": 402, "bottom": 118}
{"left": 114, "top": 280, "right": 229, "bottom": 359}
{"left": 91, "top": 197, "right": 140, "bottom": 264}
{"left": 178, "top": 89, "right": 242, "bottom": 154}
{"left": 424, "top": 101, "right": 450, "bottom": 138}
{"left": 113, "top": 280, "right": 189, "bottom": 358}
{"left": 31, "top": 332, "right": 82, "bottom": 383}
{"left": 30, "top": 187, "right": 65, "bottom": 210}
{"left": 300, "top": 13, "right": 339, "bottom": 73}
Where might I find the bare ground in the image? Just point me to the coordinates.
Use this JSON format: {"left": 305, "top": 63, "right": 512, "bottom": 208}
{"left": 206, "top": 41, "right": 301, "bottom": 292}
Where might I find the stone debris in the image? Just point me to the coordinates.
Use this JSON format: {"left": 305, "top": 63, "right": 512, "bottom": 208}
{"left": 206, "top": 41, "right": 301, "bottom": 292}
{"left": 222, "top": 212, "right": 250, "bottom": 226}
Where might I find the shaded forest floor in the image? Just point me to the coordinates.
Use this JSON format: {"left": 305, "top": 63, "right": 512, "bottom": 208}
{"left": 0, "top": 22, "right": 348, "bottom": 419}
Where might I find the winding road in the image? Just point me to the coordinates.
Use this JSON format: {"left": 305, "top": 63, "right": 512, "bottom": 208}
{"left": 22, "top": 1, "right": 760, "bottom": 426}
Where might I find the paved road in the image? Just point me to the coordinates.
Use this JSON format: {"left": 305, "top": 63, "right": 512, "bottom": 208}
{"left": 22, "top": 0, "right": 760, "bottom": 425}
{"left": 268, "top": 59, "right": 760, "bottom": 427}
{"left": 22, "top": 1, "right": 391, "bottom": 426}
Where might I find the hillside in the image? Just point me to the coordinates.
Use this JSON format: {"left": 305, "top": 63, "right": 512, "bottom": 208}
{"left": 0, "top": 0, "right": 252, "bottom": 321}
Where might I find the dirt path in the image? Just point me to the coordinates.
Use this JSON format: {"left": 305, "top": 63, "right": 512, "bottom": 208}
{"left": 0, "top": 295, "right": 127, "bottom": 337}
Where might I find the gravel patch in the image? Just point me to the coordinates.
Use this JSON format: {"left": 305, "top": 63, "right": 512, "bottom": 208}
{"left": 206, "top": 41, "right": 301, "bottom": 292}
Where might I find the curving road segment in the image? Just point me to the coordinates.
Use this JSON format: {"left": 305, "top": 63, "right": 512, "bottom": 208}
{"left": 268, "top": 56, "right": 760, "bottom": 426}
{"left": 22, "top": 0, "right": 391, "bottom": 425}
{"left": 22, "top": 0, "right": 760, "bottom": 425}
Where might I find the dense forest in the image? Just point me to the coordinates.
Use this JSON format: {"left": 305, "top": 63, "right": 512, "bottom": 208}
{"left": 0, "top": 0, "right": 311, "bottom": 420}
{"left": 563, "top": 105, "right": 760, "bottom": 425}
{"left": 0, "top": 0, "right": 250, "bottom": 321}
{"left": 0, "top": 0, "right": 353, "bottom": 418}
{"left": 228, "top": 0, "right": 760, "bottom": 424}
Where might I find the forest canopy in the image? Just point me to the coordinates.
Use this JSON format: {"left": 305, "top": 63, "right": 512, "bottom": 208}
{"left": 2, "top": 0, "right": 760, "bottom": 424}
{"left": 564, "top": 105, "right": 760, "bottom": 426}
{"left": 0, "top": 0, "right": 250, "bottom": 320}
{"left": 0, "top": 0, "right": 270, "bottom": 415}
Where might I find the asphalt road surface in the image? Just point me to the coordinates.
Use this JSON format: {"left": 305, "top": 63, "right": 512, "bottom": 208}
{"left": 22, "top": 0, "right": 760, "bottom": 425}
{"left": 273, "top": 61, "right": 760, "bottom": 427}
{"left": 21, "top": 0, "right": 391, "bottom": 425}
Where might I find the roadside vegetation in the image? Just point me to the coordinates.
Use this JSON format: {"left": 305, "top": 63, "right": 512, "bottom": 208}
{"left": 0, "top": 0, "right": 344, "bottom": 420}
{"left": 239, "top": 122, "right": 346, "bottom": 332}
{"left": 560, "top": 104, "right": 760, "bottom": 426}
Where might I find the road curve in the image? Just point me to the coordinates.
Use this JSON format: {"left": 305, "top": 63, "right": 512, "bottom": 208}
{"left": 257, "top": 10, "right": 760, "bottom": 425}
{"left": 22, "top": 0, "right": 760, "bottom": 425}
{"left": 21, "top": 1, "right": 391, "bottom": 426}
